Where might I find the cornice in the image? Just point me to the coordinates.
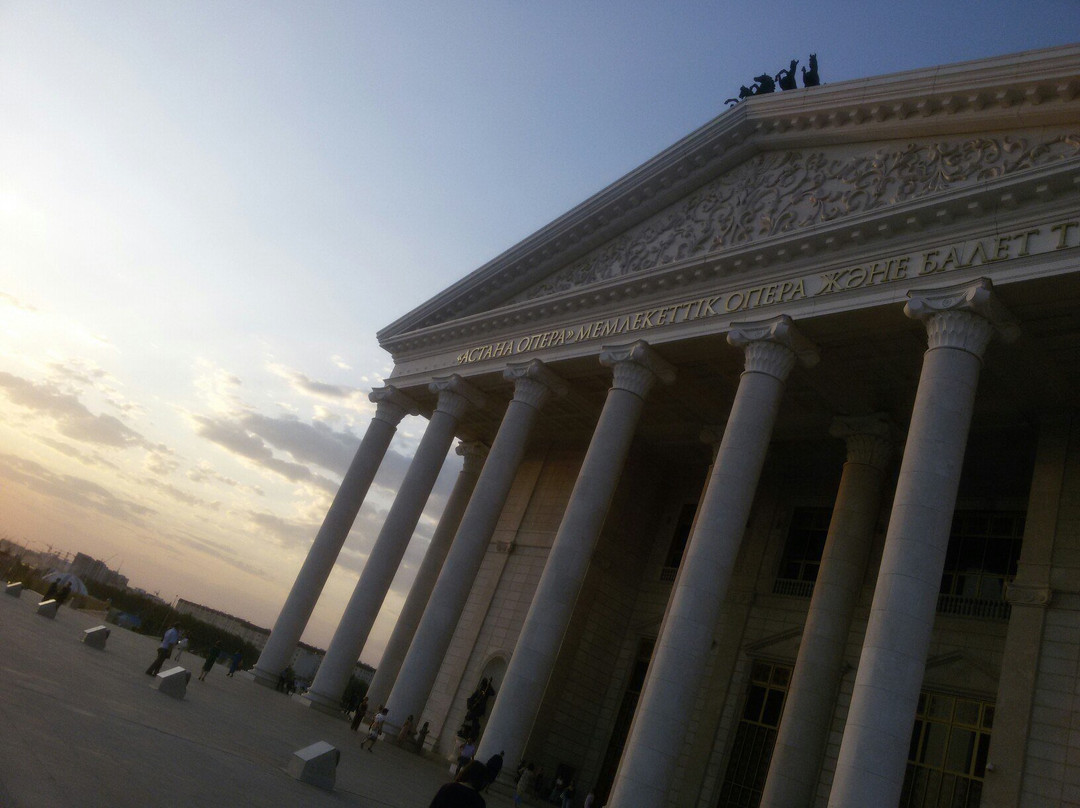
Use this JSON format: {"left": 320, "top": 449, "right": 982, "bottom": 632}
{"left": 380, "top": 156, "right": 1080, "bottom": 360}
{"left": 378, "top": 44, "right": 1080, "bottom": 345}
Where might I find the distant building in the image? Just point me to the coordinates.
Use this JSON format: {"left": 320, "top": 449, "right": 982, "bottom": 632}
{"left": 69, "top": 552, "right": 128, "bottom": 590}
{"left": 176, "top": 599, "right": 272, "bottom": 650}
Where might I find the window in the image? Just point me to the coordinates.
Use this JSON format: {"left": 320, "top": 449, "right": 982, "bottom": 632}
{"left": 716, "top": 661, "right": 791, "bottom": 808}
{"left": 661, "top": 502, "right": 698, "bottom": 581}
{"left": 901, "top": 691, "right": 993, "bottom": 807}
{"left": 772, "top": 507, "right": 831, "bottom": 598}
{"left": 938, "top": 510, "right": 1024, "bottom": 620}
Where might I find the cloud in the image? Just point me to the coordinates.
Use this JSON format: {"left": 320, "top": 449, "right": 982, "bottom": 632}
{"left": 331, "top": 355, "right": 352, "bottom": 370}
{"left": 0, "top": 452, "right": 156, "bottom": 525}
{"left": 187, "top": 462, "right": 264, "bottom": 496}
{"left": 246, "top": 509, "right": 321, "bottom": 550}
{"left": 0, "top": 292, "right": 36, "bottom": 312}
{"left": 140, "top": 477, "right": 219, "bottom": 509}
{"left": 267, "top": 362, "right": 369, "bottom": 406}
{"left": 0, "top": 371, "right": 152, "bottom": 449}
{"left": 240, "top": 413, "right": 359, "bottom": 475}
{"left": 38, "top": 437, "right": 121, "bottom": 470}
{"left": 192, "top": 414, "right": 338, "bottom": 493}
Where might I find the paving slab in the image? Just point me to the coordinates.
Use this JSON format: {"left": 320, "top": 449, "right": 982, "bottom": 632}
{"left": 0, "top": 593, "right": 519, "bottom": 808}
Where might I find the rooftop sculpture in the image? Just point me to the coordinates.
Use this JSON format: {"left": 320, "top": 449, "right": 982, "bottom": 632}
{"left": 726, "top": 54, "right": 820, "bottom": 106}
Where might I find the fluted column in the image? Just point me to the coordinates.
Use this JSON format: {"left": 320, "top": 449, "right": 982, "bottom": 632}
{"left": 828, "top": 278, "right": 1018, "bottom": 808}
{"left": 608, "top": 315, "right": 818, "bottom": 808}
{"left": 253, "top": 386, "right": 419, "bottom": 687}
{"left": 476, "top": 341, "right": 675, "bottom": 771}
{"left": 385, "top": 360, "right": 567, "bottom": 734}
{"left": 364, "top": 440, "right": 489, "bottom": 713}
{"left": 303, "top": 376, "right": 486, "bottom": 713}
{"left": 760, "top": 415, "right": 893, "bottom": 808}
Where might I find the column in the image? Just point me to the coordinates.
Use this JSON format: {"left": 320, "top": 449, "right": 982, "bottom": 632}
{"left": 252, "top": 386, "right": 419, "bottom": 687}
{"left": 607, "top": 314, "right": 818, "bottom": 808}
{"left": 475, "top": 341, "right": 675, "bottom": 771}
{"left": 364, "top": 440, "right": 489, "bottom": 713}
{"left": 384, "top": 359, "right": 566, "bottom": 733}
{"left": 302, "top": 375, "right": 486, "bottom": 713}
{"left": 760, "top": 415, "right": 893, "bottom": 808}
{"left": 828, "top": 278, "right": 1018, "bottom": 807}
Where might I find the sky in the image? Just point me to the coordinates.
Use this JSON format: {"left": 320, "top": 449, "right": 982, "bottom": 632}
{"left": 1, "top": 2, "right": 1077, "bottom": 666}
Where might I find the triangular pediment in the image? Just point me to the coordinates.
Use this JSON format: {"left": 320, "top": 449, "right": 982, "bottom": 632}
{"left": 378, "top": 44, "right": 1080, "bottom": 356}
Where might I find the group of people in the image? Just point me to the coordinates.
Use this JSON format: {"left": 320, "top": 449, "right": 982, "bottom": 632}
{"left": 350, "top": 697, "right": 431, "bottom": 753}
{"left": 513, "top": 761, "right": 594, "bottom": 808}
{"left": 41, "top": 579, "right": 72, "bottom": 608}
{"left": 144, "top": 623, "right": 243, "bottom": 680}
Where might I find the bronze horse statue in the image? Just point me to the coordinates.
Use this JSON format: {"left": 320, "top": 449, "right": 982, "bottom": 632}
{"left": 802, "top": 53, "right": 820, "bottom": 87}
{"left": 776, "top": 59, "right": 799, "bottom": 91}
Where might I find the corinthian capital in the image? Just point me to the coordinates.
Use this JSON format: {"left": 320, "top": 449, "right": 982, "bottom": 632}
{"left": 599, "top": 340, "right": 676, "bottom": 399}
{"left": 905, "top": 277, "right": 1020, "bottom": 356}
{"left": 456, "top": 440, "right": 489, "bottom": 474}
{"left": 369, "top": 386, "right": 421, "bottom": 426}
{"left": 430, "top": 375, "right": 488, "bottom": 421}
{"left": 504, "top": 359, "right": 568, "bottom": 411}
{"left": 728, "top": 314, "right": 819, "bottom": 381}
{"left": 830, "top": 413, "right": 894, "bottom": 471}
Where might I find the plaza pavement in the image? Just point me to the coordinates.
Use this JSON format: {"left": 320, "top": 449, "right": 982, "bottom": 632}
{"left": 0, "top": 589, "right": 520, "bottom": 808}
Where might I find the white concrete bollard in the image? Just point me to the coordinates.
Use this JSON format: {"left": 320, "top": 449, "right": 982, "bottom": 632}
{"left": 36, "top": 599, "right": 58, "bottom": 619}
{"left": 83, "top": 625, "right": 110, "bottom": 650}
{"left": 287, "top": 741, "right": 340, "bottom": 790}
{"left": 5, "top": 582, "right": 23, "bottom": 598}
{"left": 155, "top": 666, "right": 191, "bottom": 699}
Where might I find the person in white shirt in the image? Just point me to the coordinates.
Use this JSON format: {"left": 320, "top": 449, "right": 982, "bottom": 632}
{"left": 145, "top": 624, "right": 180, "bottom": 676}
{"left": 360, "top": 707, "right": 388, "bottom": 752}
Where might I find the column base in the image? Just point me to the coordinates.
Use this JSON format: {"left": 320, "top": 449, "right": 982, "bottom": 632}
{"left": 294, "top": 690, "right": 345, "bottom": 717}
{"left": 250, "top": 667, "right": 280, "bottom": 689}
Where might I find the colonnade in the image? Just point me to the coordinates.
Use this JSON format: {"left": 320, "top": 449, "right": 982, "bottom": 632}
{"left": 257, "top": 277, "right": 1016, "bottom": 807}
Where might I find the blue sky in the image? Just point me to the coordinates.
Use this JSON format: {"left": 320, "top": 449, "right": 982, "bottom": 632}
{"left": 1, "top": 1, "right": 1076, "bottom": 663}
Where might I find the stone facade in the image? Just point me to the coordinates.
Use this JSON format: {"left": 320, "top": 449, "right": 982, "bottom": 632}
{"left": 260, "top": 45, "right": 1080, "bottom": 807}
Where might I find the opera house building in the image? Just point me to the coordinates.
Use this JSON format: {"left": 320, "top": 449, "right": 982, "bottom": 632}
{"left": 255, "top": 44, "right": 1080, "bottom": 808}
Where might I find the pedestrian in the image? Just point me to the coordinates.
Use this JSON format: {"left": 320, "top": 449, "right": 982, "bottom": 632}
{"left": 397, "top": 714, "right": 414, "bottom": 742}
{"left": 514, "top": 763, "right": 536, "bottom": 807}
{"left": 226, "top": 649, "right": 242, "bottom": 677}
{"left": 428, "top": 759, "right": 487, "bottom": 808}
{"left": 55, "top": 582, "right": 72, "bottom": 609}
{"left": 457, "top": 738, "right": 477, "bottom": 772}
{"left": 560, "top": 781, "right": 575, "bottom": 808}
{"left": 42, "top": 580, "right": 59, "bottom": 602}
{"left": 173, "top": 633, "right": 188, "bottom": 662}
{"left": 480, "top": 750, "right": 503, "bottom": 791}
{"left": 351, "top": 696, "right": 369, "bottom": 731}
{"left": 415, "top": 720, "right": 430, "bottom": 751}
{"left": 360, "top": 707, "right": 388, "bottom": 752}
{"left": 145, "top": 624, "right": 180, "bottom": 676}
{"left": 198, "top": 641, "right": 222, "bottom": 681}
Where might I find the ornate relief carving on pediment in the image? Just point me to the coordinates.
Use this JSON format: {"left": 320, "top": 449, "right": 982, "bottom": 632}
{"left": 516, "top": 134, "right": 1080, "bottom": 301}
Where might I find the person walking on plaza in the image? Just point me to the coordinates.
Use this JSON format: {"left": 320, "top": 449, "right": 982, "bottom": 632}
{"left": 397, "top": 714, "right": 415, "bottom": 743}
{"left": 226, "top": 649, "right": 242, "bottom": 677}
{"left": 480, "top": 751, "right": 503, "bottom": 792}
{"left": 360, "top": 707, "right": 388, "bottom": 752}
{"left": 350, "top": 695, "right": 369, "bottom": 731}
{"left": 173, "top": 632, "right": 188, "bottom": 662}
{"left": 428, "top": 760, "right": 487, "bottom": 808}
{"left": 41, "top": 580, "right": 59, "bottom": 602}
{"left": 145, "top": 624, "right": 180, "bottom": 676}
{"left": 198, "top": 641, "right": 222, "bottom": 681}
{"left": 514, "top": 763, "right": 536, "bottom": 807}
{"left": 54, "top": 582, "right": 72, "bottom": 609}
